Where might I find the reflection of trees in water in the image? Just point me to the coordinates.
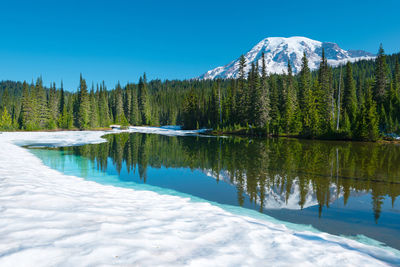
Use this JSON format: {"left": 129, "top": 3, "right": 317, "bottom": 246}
{"left": 64, "top": 133, "right": 400, "bottom": 222}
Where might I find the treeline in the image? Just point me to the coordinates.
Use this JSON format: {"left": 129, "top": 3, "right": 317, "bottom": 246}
{"left": 0, "top": 74, "right": 157, "bottom": 130}
{"left": 0, "top": 45, "right": 399, "bottom": 141}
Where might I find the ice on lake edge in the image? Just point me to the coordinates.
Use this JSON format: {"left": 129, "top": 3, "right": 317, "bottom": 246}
{"left": 0, "top": 129, "right": 399, "bottom": 266}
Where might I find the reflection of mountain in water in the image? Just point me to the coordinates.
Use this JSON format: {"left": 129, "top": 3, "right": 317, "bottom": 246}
{"left": 58, "top": 133, "right": 400, "bottom": 222}
{"left": 204, "top": 170, "right": 344, "bottom": 210}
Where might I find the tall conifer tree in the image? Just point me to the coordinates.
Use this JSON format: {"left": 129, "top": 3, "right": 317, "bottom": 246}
{"left": 343, "top": 62, "right": 358, "bottom": 125}
{"left": 77, "top": 74, "right": 90, "bottom": 129}
{"left": 374, "top": 44, "right": 389, "bottom": 105}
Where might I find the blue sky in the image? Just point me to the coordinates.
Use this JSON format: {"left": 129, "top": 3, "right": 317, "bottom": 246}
{"left": 0, "top": 0, "right": 399, "bottom": 90}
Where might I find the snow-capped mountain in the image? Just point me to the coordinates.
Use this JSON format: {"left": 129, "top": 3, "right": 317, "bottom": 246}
{"left": 199, "top": 36, "right": 375, "bottom": 79}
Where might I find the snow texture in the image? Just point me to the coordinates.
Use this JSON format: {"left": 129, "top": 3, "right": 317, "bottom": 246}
{"left": 128, "top": 126, "right": 210, "bottom": 136}
{"left": 199, "top": 36, "right": 375, "bottom": 79}
{"left": 0, "top": 130, "right": 399, "bottom": 266}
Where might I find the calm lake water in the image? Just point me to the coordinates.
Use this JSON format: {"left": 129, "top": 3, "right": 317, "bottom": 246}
{"left": 30, "top": 133, "right": 400, "bottom": 249}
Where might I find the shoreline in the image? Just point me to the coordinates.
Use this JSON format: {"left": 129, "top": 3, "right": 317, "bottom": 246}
{"left": 2, "top": 126, "right": 400, "bottom": 144}
{"left": 206, "top": 129, "right": 400, "bottom": 144}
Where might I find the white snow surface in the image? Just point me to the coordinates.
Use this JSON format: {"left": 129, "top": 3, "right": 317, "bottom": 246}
{"left": 128, "top": 125, "right": 210, "bottom": 136}
{"left": 0, "top": 131, "right": 399, "bottom": 266}
{"left": 199, "top": 36, "right": 375, "bottom": 79}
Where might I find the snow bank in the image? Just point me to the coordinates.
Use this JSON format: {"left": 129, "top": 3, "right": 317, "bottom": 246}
{"left": 0, "top": 126, "right": 209, "bottom": 147}
{"left": 128, "top": 126, "right": 210, "bottom": 136}
{"left": 0, "top": 131, "right": 399, "bottom": 266}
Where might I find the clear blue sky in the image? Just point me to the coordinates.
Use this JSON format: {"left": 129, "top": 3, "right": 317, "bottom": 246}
{"left": 0, "top": 0, "right": 399, "bottom": 91}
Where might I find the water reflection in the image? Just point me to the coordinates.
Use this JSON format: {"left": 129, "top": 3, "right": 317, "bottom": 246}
{"left": 53, "top": 133, "right": 400, "bottom": 224}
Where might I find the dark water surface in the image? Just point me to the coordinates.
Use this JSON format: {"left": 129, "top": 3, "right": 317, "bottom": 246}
{"left": 30, "top": 133, "right": 400, "bottom": 249}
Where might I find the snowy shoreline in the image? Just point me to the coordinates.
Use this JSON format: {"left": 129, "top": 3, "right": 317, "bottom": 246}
{"left": 0, "top": 130, "right": 399, "bottom": 266}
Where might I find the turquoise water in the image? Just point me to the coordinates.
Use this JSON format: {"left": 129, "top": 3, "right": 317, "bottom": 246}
{"left": 29, "top": 132, "right": 400, "bottom": 250}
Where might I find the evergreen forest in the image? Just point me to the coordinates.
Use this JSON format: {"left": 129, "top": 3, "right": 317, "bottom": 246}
{"left": 1, "top": 45, "right": 399, "bottom": 141}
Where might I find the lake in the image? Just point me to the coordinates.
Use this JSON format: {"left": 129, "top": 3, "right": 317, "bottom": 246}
{"left": 29, "top": 132, "right": 400, "bottom": 249}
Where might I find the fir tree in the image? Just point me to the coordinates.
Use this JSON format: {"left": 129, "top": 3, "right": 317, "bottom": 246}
{"left": 130, "top": 87, "right": 139, "bottom": 125}
{"left": 19, "top": 81, "right": 34, "bottom": 129}
{"left": 269, "top": 76, "right": 280, "bottom": 135}
{"left": 0, "top": 108, "right": 13, "bottom": 130}
{"left": 99, "top": 81, "right": 110, "bottom": 127}
{"left": 47, "top": 82, "right": 58, "bottom": 129}
{"left": 59, "top": 81, "right": 65, "bottom": 114}
{"left": 251, "top": 61, "right": 269, "bottom": 128}
{"left": 1, "top": 88, "right": 10, "bottom": 113}
{"left": 138, "top": 73, "right": 151, "bottom": 125}
{"left": 183, "top": 88, "right": 199, "bottom": 129}
{"left": 318, "top": 49, "right": 333, "bottom": 132}
{"left": 259, "top": 52, "right": 270, "bottom": 129}
{"left": 236, "top": 55, "right": 248, "bottom": 125}
{"left": 299, "top": 52, "right": 311, "bottom": 110}
{"left": 343, "top": 62, "right": 358, "bottom": 125}
{"left": 89, "top": 86, "right": 99, "bottom": 128}
{"left": 355, "top": 82, "right": 380, "bottom": 141}
{"left": 394, "top": 59, "right": 400, "bottom": 92}
{"left": 284, "top": 61, "right": 298, "bottom": 133}
{"left": 124, "top": 85, "right": 132, "bottom": 123}
{"left": 77, "top": 74, "right": 90, "bottom": 129}
{"left": 114, "top": 82, "right": 127, "bottom": 125}
{"left": 35, "top": 77, "right": 49, "bottom": 129}
{"left": 302, "top": 80, "right": 321, "bottom": 137}
{"left": 374, "top": 44, "right": 389, "bottom": 105}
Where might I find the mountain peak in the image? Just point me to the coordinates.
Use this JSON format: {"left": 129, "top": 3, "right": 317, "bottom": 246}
{"left": 199, "top": 36, "right": 375, "bottom": 79}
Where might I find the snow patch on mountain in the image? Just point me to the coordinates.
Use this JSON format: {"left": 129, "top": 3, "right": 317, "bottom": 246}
{"left": 199, "top": 36, "right": 375, "bottom": 79}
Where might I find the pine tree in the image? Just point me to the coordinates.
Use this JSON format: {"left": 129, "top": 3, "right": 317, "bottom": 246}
{"left": 318, "top": 49, "right": 333, "bottom": 132}
{"left": 299, "top": 52, "right": 311, "bottom": 110}
{"left": 19, "top": 81, "right": 34, "bottom": 129}
{"left": 1, "top": 88, "right": 10, "bottom": 113}
{"left": 284, "top": 61, "right": 298, "bottom": 133}
{"left": 269, "top": 76, "right": 280, "bottom": 135}
{"left": 248, "top": 62, "right": 258, "bottom": 126}
{"left": 89, "top": 86, "right": 99, "bottom": 128}
{"left": 183, "top": 88, "right": 199, "bottom": 129}
{"left": 98, "top": 81, "right": 110, "bottom": 127}
{"left": 343, "top": 62, "right": 358, "bottom": 125}
{"left": 236, "top": 55, "right": 248, "bottom": 125}
{"left": 114, "top": 82, "right": 127, "bottom": 125}
{"left": 124, "top": 85, "right": 132, "bottom": 123}
{"left": 130, "top": 87, "right": 139, "bottom": 125}
{"left": 226, "top": 79, "right": 236, "bottom": 125}
{"left": 356, "top": 82, "right": 380, "bottom": 141}
{"left": 138, "top": 73, "right": 151, "bottom": 125}
{"left": 394, "top": 59, "right": 400, "bottom": 92}
{"left": 259, "top": 52, "right": 270, "bottom": 129}
{"left": 251, "top": 61, "right": 269, "bottom": 128}
{"left": 59, "top": 81, "right": 65, "bottom": 114}
{"left": 47, "top": 82, "right": 58, "bottom": 129}
{"left": 208, "top": 81, "right": 219, "bottom": 127}
{"left": 374, "top": 44, "right": 389, "bottom": 105}
{"left": 77, "top": 74, "right": 90, "bottom": 129}
{"left": 0, "top": 108, "right": 13, "bottom": 130}
{"left": 59, "top": 90, "right": 74, "bottom": 130}
{"left": 302, "top": 80, "right": 321, "bottom": 137}
{"left": 35, "top": 77, "right": 49, "bottom": 129}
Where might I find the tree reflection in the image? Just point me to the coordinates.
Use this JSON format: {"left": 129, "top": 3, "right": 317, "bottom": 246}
{"left": 60, "top": 133, "right": 400, "bottom": 222}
